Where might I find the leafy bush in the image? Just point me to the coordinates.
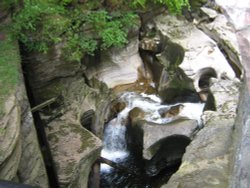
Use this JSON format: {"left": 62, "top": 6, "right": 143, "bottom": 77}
{"left": 11, "top": 0, "right": 189, "bottom": 61}
{"left": 131, "top": 0, "right": 189, "bottom": 13}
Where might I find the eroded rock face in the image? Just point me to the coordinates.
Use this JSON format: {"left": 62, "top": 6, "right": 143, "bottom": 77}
{"left": 86, "top": 39, "right": 145, "bottom": 88}
{"left": 153, "top": 14, "right": 236, "bottom": 92}
{"left": 0, "top": 96, "right": 21, "bottom": 180}
{"left": 24, "top": 45, "right": 81, "bottom": 104}
{"left": 198, "top": 12, "right": 243, "bottom": 78}
{"left": 161, "top": 29, "right": 241, "bottom": 188}
{"left": 0, "top": 89, "right": 49, "bottom": 187}
{"left": 162, "top": 117, "right": 234, "bottom": 188}
{"left": 46, "top": 121, "right": 102, "bottom": 188}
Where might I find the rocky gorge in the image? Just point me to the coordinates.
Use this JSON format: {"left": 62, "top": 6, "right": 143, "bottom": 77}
{"left": 0, "top": 0, "right": 250, "bottom": 187}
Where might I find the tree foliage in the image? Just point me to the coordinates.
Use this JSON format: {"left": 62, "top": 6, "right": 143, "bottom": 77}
{"left": 10, "top": 0, "right": 189, "bottom": 61}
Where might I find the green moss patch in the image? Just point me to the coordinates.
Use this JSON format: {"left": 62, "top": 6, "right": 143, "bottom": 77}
{"left": 0, "top": 24, "right": 20, "bottom": 117}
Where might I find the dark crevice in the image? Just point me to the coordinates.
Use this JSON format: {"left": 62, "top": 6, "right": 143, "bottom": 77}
{"left": 198, "top": 67, "right": 217, "bottom": 90}
{"left": 80, "top": 109, "right": 95, "bottom": 131}
{"left": 20, "top": 45, "right": 60, "bottom": 188}
{"left": 145, "top": 135, "right": 191, "bottom": 177}
{"left": 197, "top": 25, "right": 242, "bottom": 79}
{"left": 217, "top": 43, "right": 242, "bottom": 79}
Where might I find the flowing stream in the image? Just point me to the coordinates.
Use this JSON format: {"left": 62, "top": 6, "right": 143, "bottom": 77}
{"left": 100, "top": 92, "right": 205, "bottom": 187}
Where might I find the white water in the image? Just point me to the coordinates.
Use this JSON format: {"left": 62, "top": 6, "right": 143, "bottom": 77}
{"left": 101, "top": 92, "right": 205, "bottom": 172}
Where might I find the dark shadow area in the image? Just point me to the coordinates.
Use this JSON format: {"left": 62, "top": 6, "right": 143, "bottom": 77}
{"left": 198, "top": 68, "right": 217, "bottom": 90}
{"left": 80, "top": 109, "right": 95, "bottom": 131}
{"left": 20, "top": 44, "right": 60, "bottom": 188}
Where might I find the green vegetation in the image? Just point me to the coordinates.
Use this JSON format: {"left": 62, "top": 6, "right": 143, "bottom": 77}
{"left": 0, "top": 25, "right": 19, "bottom": 117}
{"left": 10, "top": 0, "right": 189, "bottom": 61}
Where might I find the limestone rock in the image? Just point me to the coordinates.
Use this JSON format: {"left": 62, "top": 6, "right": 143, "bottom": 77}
{"left": 86, "top": 39, "right": 144, "bottom": 88}
{"left": 199, "top": 13, "right": 243, "bottom": 78}
{"left": 202, "top": 78, "right": 240, "bottom": 124}
{"left": 137, "top": 119, "right": 198, "bottom": 159}
{"left": 153, "top": 14, "right": 236, "bottom": 92}
{"left": 17, "top": 81, "right": 49, "bottom": 187}
{"left": 161, "top": 73, "right": 240, "bottom": 188}
{"left": 162, "top": 118, "right": 234, "bottom": 188}
{"left": 27, "top": 45, "right": 80, "bottom": 88}
{"left": 17, "top": 110, "right": 49, "bottom": 187}
{"left": 0, "top": 96, "right": 21, "bottom": 180}
{"left": 215, "top": 0, "right": 250, "bottom": 31}
{"left": 25, "top": 45, "right": 80, "bottom": 103}
{"left": 46, "top": 121, "right": 102, "bottom": 188}
{"left": 62, "top": 78, "right": 112, "bottom": 137}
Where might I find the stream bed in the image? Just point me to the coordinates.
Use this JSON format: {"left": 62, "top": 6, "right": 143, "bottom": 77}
{"left": 100, "top": 92, "right": 204, "bottom": 187}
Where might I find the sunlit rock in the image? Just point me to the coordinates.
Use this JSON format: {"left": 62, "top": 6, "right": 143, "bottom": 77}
{"left": 153, "top": 14, "right": 236, "bottom": 92}
{"left": 86, "top": 39, "right": 145, "bottom": 88}
{"left": 215, "top": 0, "right": 250, "bottom": 30}
{"left": 198, "top": 13, "right": 243, "bottom": 78}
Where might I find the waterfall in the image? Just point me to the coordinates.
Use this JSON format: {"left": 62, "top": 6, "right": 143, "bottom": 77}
{"left": 100, "top": 92, "right": 205, "bottom": 173}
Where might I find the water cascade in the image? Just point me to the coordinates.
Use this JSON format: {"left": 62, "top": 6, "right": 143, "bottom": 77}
{"left": 100, "top": 91, "right": 204, "bottom": 187}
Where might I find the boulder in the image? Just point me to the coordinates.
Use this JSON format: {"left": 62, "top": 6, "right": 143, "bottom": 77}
{"left": 62, "top": 78, "right": 112, "bottom": 137}
{"left": 136, "top": 119, "right": 198, "bottom": 159}
{"left": 161, "top": 117, "right": 234, "bottom": 188}
{"left": 46, "top": 121, "right": 102, "bottom": 188}
{"left": 86, "top": 39, "right": 145, "bottom": 88}
{"left": 153, "top": 14, "right": 236, "bottom": 92}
